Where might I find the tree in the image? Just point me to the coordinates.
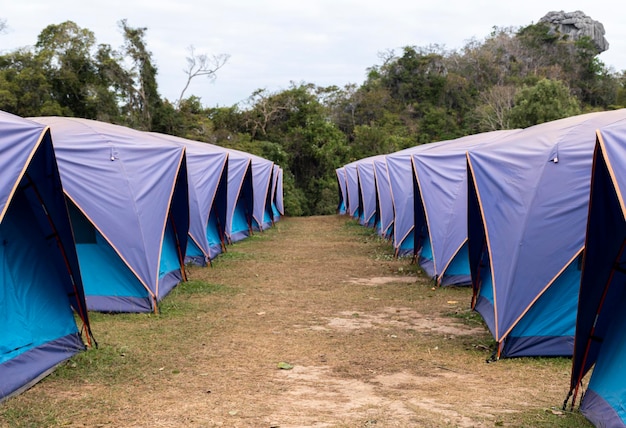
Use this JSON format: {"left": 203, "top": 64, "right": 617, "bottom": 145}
{"left": 474, "top": 85, "right": 517, "bottom": 131}
{"left": 0, "top": 48, "right": 65, "bottom": 116}
{"left": 119, "top": 19, "right": 162, "bottom": 130}
{"left": 242, "top": 88, "right": 296, "bottom": 138}
{"left": 177, "top": 45, "right": 229, "bottom": 107}
{"left": 379, "top": 45, "right": 448, "bottom": 106}
{"left": 508, "top": 78, "right": 581, "bottom": 128}
{"left": 93, "top": 43, "right": 134, "bottom": 123}
{"left": 34, "top": 21, "right": 101, "bottom": 118}
{"left": 241, "top": 83, "right": 350, "bottom": 215}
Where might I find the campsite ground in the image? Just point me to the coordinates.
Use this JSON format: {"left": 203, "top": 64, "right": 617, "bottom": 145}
{"left": 0, "top": 216, "right": 591, "bottom": 427}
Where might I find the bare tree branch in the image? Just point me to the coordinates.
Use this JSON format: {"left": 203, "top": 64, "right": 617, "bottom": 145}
{"left": 177, "top": 45, "right": 230, "bottom": 107}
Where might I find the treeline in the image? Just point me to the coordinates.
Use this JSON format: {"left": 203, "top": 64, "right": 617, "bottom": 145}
{"left": 2, "top": 19, "right": 626, "bottom": 216}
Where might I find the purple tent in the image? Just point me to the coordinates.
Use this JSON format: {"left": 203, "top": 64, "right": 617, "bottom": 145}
{"left": 247, "top": 153, "right": 275, "bottom": 231}
{"left": 270, "top": 164, "right": 283, "bottom": 221}
{"left": 387, "top": 138, "right": 481, "bottom": 256}
{"left": 32, "top": 117, "right": 189, "bottom": 313}
{"left": 149, "top": 132, "right": 229, "bottom": 265}
{"left": 222, "top": 149, "right": 276, "bottom": 239}
{"left": 0, "top": 111, "right": 91, "bottom": 401}
{"left": 343, "top": 161, "right": 360, "bottom": 219}
{"left": 356, "top": 155, "right": 385, "bottom": 228}
{"left": 386, "top": 145, "right": 428, "bottom": 255}
{"left": 467, "top": 109, "right": 626, "bottom": 358}
{"left": 223, "top": 149, "right": 254, "bottom": 243}
{"left": 335, "top": 167, "right": 348, "bottom": 215}
{"left": 568, "top": 121, "right": 626, "bottom": 427}
{"left": 274, "top": 166, "right": 284, "bottom": 218}
{"left": 372, "top": 156, "right": 394, "bottom": 238}
{"left": 410, "top": 130, "right": 518, "bottom": 286}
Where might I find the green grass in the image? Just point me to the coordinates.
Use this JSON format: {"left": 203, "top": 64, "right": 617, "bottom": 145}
{"left": 499, "top": 407, "right": 591, "bottom": 427}
{"left": 444, "top": 305, "right": 486, "bottom": 328}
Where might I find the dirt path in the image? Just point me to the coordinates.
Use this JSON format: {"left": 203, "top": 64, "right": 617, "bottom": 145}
{"left": 0, "top": 216, "right": 586, "bottom": 427}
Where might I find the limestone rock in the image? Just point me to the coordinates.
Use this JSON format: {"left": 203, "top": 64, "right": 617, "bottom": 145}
{"left": 539, "top": 10, "right": 609, "bottom": 54}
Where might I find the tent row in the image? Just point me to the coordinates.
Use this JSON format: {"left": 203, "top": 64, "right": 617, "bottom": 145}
{"left": 0, "top": 112, "right": 282, "bottom": 403}
{"left": 338, "top": 108, "right": 626, "bottom": 427}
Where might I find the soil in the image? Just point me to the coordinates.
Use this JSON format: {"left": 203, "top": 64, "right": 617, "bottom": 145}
{"left": 0, "top": 215, "right": 585, "bottom": 427}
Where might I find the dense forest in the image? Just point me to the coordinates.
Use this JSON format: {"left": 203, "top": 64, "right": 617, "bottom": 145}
{"left": 1, "top": 17, "right": 625, "bottom": 216}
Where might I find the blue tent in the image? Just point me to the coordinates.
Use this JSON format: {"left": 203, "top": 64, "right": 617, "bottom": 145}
{"left": 372, "top": 156, "right": 394, "bottom": 239}
{"left": 344, "top": 161, "right": 361, "bottom": 220}
{"left": 0, "top": 112, "right": 92, "bottom": 401}
{"left": 387, "top": 145, "right": 431, "bottom": 256}
{"left": 270, "top": 164, "right": 283, "bottom": 222}
{"left": 273, "top": 165, "right": 284, "bottom": 219}
{"left": 247, "top": 153, "right": 275, "bottom": 231}
{"left": 387, "top": 138, "right": 490, "bottom": 256}
{"left": 32, "top": 117, "right": 189, "bottom": 313}
{"left": 410, "top": 130, "right": 518, "bottom": 286}
{"left": 149, "top": 133, "right": 229, "bottom": 265}
{"left": 223, "top": 149, "right": 254, "bottom": 243}
{"left": 356, "top": 157, "right": 378, "bottom": 227}
{"left": 356, "top": 155, "right": 385, "bottom": 229}
{"left": 335, "top": 167, "right": 348, "bottom": 215}
{"left": 225, "top": 149, "right": 275, "bottom": 233}
{"left": 467, "top": 109, "right": 626, "bottom": 358}
{"left": 568, "top": 122, "right": 626, "bottom": 427}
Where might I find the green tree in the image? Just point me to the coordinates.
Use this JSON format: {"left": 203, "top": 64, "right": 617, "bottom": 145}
{"left": 119, "top": 19, "right": 163, "bottom": 130}
{"left": 34, "top": 21, "right": 101, "bottom": 118}
{"left": 508, "top": 78, "right": 581, "bottom": 128}
{"left": 242, "top": 84, "right": 350, "bottom": 215}
{"left": 0, "top": 48, "right": 65, "bottom": 116}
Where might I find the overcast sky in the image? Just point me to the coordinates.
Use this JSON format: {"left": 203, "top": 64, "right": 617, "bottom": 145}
{"left": 3, "top": 1, "right": 625, "bottom": 107}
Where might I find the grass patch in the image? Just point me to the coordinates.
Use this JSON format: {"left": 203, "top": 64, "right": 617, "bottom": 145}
{"left": 501, "top": 408, "right": 591, "bottom": 427}
{"left": 444, "top": 305, "right": 487, "bottom": 328}
{"left": 171, "top": 279, "right": 229, "bottom": 295}
{"left": 49, "top": 344, "right": 141, "bottom": 384}
{"left": 211, "top": 249, "right": 254, "bottom": 262}
{"left": 158, "top": 279, "right": 235, "bottom": 316}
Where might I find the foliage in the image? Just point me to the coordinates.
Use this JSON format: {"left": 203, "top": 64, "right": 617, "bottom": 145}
{"left": 508, "top": 78, "right": 581, "bottom": 128}
{"left": 0, "top": 15, "right": 623, "bottom": 215}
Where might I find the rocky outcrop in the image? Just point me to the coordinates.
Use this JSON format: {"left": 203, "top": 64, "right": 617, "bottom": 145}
{"left": 539, "top": 10, "right": 609, "bottom": 54}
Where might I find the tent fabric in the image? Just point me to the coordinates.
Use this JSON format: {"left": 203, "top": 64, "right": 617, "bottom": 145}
{"left": 274, "top": 166, "right": 284, "bottom": 217}
{"left": 343, "top": 161, "right": 360, "bottom": 219}
{"left": 224, "top": 148, "right": 274, "bottom": 233}
{"left": 372, "top": 156, "right": 394, "bottom": 238}
{"left": 248, "top": 153, "right": 275, "bottom": 231}
{"left": 223, "top": 149, "right": 254, "bottom": 243}
{"left": 387, "top": 144, "right": 436, "bottom": 255}
{"left": 410, "top": 129, "right": 519, "bottom": 286}
{"left": 568, "top": 122, "right": 626, "bottom": 427}
{"left": 32, "top": 117, "right": 189, "bottom": 313}
{"left": 466, "top": 109, "right": 626, "bottom": 358}
{"left": 386, "top": 137, "right": 497, "bottom": 256}
{"left": 270, "top": 164, "right": 282, "bottom": 221}
{"left": 335, "top": 167, "right": 347, "bottom": 215}
{"left": 149, "top": 132, "right": 229, "bottom": 265}
{"left": 356, "top": 155, "right": 385, "bottom": 228}
{"left": 0, "top": 111, "right": 91, "bottom": 402}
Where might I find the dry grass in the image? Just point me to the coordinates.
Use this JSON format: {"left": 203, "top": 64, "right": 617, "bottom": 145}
{"left": 0, "top": 216, "right": 591, "bottom": 427}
